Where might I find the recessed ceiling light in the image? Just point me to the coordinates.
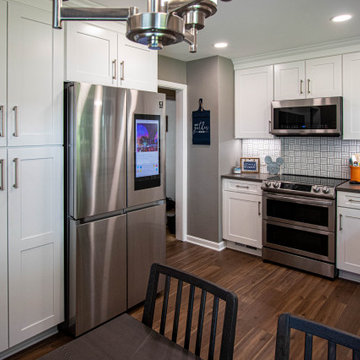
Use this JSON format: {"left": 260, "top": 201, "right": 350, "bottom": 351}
{"left": 214, "top": 42, "right": 228, "bottom": 49}
{"left": 330, "top": 14, "right": 352, "bottom": 23}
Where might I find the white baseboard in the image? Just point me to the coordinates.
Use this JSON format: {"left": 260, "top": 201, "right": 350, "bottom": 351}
{"left": 0, "top": 326, "right": 58, "bottom": 360}
{"left": 186, "top": 235, "right": 226, "bottom": 252}
{"left": 339, "top": 270, "right": 360, "bottom": 283}
{"left": 226, "top": 241, "right": 262, "bottom": 257}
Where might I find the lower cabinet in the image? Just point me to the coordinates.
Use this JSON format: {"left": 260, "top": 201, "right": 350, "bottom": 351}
{"left": 6, "top": 146, "right": 64, "bottom": 347}
{"left": 337, "top": 192, "right": 360, "bottom": 275}
{"left": 0, "top": 147, "right": 8, "bottom": 353}
{"left": 222, "top": 179, "right": 262, "bottom": 249}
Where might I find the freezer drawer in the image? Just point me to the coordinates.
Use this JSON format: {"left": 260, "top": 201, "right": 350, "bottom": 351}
{"left": 68, "top": 214, "right": 127, "bottom": 336}
{"left": 127, "top": 204, "right": 166, "bottom": 308}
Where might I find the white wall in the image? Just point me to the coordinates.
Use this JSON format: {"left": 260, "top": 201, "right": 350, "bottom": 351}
{"left": 166, "top": 99, "right": 176, "bottom": 200}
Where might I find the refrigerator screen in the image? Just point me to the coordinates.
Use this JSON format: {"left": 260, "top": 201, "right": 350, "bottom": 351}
{"left": 134, "top": 114, "right": 161, "bottom": 190}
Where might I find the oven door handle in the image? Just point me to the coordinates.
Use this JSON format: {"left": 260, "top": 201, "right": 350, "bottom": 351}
{"left": 263, "top": 192, "right": 334, "bottom": 207}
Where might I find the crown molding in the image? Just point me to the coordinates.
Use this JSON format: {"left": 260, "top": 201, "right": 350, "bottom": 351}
{"left": 232, "top": 36, "right": 360, "bottom": 70}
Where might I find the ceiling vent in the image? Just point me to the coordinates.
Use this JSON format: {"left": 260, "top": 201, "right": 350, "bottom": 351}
{"left": 53, "top": 0, "right": 231, "bottom": 53}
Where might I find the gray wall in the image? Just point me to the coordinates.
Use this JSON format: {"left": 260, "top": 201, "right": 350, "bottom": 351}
{"left": 187, "top": 56, "right": 238, "bottom": 243}
{"left": 158, "top": 55, "right": 187, "bottom": 84}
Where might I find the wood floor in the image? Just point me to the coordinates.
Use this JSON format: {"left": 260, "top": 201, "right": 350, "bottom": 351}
{"left": 7, "top": 236, "right": 360, "bottom": 360}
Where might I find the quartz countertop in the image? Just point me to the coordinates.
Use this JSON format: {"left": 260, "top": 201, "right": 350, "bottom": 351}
{"left": 337, "top": 180, "right": 360, "bottom": 194}
{"left": 221, "top": 173, "right": 273, "bottom": 183}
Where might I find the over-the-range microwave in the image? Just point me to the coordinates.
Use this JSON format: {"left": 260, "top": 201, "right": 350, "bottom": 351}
{"left": 271, "top": 96, "right": 342, "bottom": 136}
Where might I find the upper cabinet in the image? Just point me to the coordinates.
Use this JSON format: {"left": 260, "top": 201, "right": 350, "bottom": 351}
{"left": 343, "top": 52, "right": 360, "bottom": 140}
{"left": 66, "top": 22, "right": 158, "bottom": 92}
{"left": 235, "top": 65, "right": 273, "bottom": 139}
{"left": 66, "top": 22, "right": 118, "bottom": 87}
{"left": 7, "top": 2, "right": 63, "bottom": 146}
{"left": 274, "top": 55, "right": 342, "bottom": 100}
{"left": 0, "top": 1, "right": 6, "bottom": 148}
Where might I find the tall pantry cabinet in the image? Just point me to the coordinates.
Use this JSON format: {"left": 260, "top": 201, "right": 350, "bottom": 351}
{"left": 1, "top": 0, "right": 64, "bottom": 352}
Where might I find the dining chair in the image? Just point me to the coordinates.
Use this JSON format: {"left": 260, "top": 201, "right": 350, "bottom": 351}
{"left": 142, "top": 263, "right": 238, "bottom": 360}
{"left": 275, "top": 313, "right": 360, "bottom": 360}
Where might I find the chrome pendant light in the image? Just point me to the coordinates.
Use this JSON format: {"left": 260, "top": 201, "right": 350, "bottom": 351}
{"left": 52, "top": 0, "right": 231, "bottom": 53}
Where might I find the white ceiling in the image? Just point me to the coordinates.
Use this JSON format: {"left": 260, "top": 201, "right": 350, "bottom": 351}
{"left": 93, "top": 0, "right": 360, "bottom": 62}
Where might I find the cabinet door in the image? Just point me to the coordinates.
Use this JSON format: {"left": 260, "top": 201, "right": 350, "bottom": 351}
{"left": 118, "top": 35, "right": 158, "bottom": 92}
{"left": 0, "top": 148, "right": 8, "bottom": 353}
{"left": 66, "top": 22, "right": 117, "bottom": 86}
{"left": 235, "top": 65, "right": 273, "bottom": 138}
{"left": 337, "top": 207, "right": 360, "bottom": 275}
{"left": 8, "top": 147, "right": 63, "bottom": 346}
{"left": 343, "top": 52, "right": 360, "bottom": 140}
{"left": 7, "top": 2, "right": 63, "bottom": 146}
{"left": 0, "top": 1, "right": 6, "bottom": 147}
{"left": 306, "top": 56, "right": 342, "bottom": 98}
{"left": 274, "top": 61, "right": 305, "bottom": 100}
{"left": 222, "top": 191, "right": 262, "bottom": 248}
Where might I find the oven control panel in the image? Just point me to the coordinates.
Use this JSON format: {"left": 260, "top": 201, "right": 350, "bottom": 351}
{"left": 262, "top": 180, "right": 335, "bottom": 198}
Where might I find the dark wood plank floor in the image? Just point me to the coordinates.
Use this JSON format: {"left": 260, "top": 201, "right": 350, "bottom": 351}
{"left": 7, "top": 236, "right": 360, "bottom": 360}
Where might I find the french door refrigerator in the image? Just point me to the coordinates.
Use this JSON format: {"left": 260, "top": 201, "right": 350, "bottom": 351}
{"left": 64, "top": 82, "right": 166, "bottom": 336}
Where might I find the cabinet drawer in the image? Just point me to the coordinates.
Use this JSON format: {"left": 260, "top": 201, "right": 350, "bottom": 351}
{"left": 337, "top": 191, "right": 360, "bottom": 209}
{"left": 223, "top": 179, "right": 262, "bottom": 195}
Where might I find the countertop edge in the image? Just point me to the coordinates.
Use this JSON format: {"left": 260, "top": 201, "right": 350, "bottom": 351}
{"left": 221, "top": 173, "right": 272, "bottom": 182}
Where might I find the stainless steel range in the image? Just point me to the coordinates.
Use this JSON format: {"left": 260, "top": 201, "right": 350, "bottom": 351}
{"left": 261, "top": 174, "right": 346, "bottom": 278}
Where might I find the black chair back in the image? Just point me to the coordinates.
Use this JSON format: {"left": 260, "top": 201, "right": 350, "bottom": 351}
{"left": 142, "top": 263, "right": 238, "bottom": 360}
{"left": 275, "top": 313, "right": 360, "bottom": 360}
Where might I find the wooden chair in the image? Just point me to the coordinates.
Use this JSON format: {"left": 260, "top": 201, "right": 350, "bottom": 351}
{"left": 142, "top": 263, "right": 238, "bottom": 360}
{"left": 275, "top": 313, "right": 360, "bottom": 360}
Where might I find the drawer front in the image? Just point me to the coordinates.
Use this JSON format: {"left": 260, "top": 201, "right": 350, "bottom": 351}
{"left": 337, "top": 191, "right": 360, "bottom": 209}
{"left": 223, "top": 179, "right": 262, "bottom": 195}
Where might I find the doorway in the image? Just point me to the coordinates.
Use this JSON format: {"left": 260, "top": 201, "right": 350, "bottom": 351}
{"left": 158, "top": 80, "right": 187, "bottom": 241}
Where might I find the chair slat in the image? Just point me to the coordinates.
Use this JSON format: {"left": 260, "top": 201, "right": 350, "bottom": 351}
{"left": 184, "top": 284, "right": 195, "bottom": 350}
{"left": 160, "top": 275, "right": 171, "bottom": 335}
{"left": 328, "top": 341, "right": 336, "bottom": 360}
{"left": 172, "top": 279, "right": 183, "bottom": 342}
{"left": 208, "top": 296, "right": 219, "bottom": 360}
{"left": 353, "top": 349, "right": 360, "bottom": 360}
{"left": 304, "top": 333, "right": 313, "bottom": 360}
{"left": 195, "top": 289, "right": 207, "bottom": 357}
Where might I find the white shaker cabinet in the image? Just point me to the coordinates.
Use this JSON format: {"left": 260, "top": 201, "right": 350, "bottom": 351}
{"left": 7, "top": 2, "right": 63, "bottom": 146}
{"left": 0, "top": 148, "right": 8, "bottom": 353}
{"left": 274, "top": 61, "right": 305, "bottom": 100}
{"left": 235, "top": 65, "right": 273, "bottom": 139}
{"left": 343, "top": 52, "right": 360, "bottom": 140}
{"left": 7, "top": 147, "right": 64, "bottom": 347}
{"left": 65, "top": 22, "right": 118, "bottom": 87}
{"left": 0, "top": 1, "right": 6, "bottom": 147}
{"left": 222, "top": 179, "right": 262, "bottom": 249}
{"left": 118, "top": 36, "right": 158, "bottom": 92}
{"left": 66, "top": 22, "right": 158, "bottom": 92}
{"left": 274, "top": 56, "right": 341, "bottom": 100}
{"left": 337, "top": 191, "right": 360, "bottom": 276}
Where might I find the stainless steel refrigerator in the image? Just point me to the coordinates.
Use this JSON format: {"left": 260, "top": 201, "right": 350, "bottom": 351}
{"left": 64, "top": 82, "right": 166, "bottom": 336}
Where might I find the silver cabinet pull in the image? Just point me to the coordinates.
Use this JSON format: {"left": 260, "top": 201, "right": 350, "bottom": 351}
{"left": 112, "top": 59, "right": 117, "bottom": 80}
{"left": 120, "top": 61, "right": 125, "bottom": 80}
{"left": 235, "top": 185, "right": 249, "bottom": 189}
{"left": 13, "top": 106, "right": 19, "bottom": 137}
{"left": 13, "top": 158, "right": 19, "bottom": 188}
{"left": 0, "top": 159, "right": 4, "bottom": 191}
{"left": 269, "top": 120, "right": 272, "bottom": 133}
{"left": 348, "top": 199, "right": 360, "bottom": 203}
{"left": 307, "top": 79, "right": 311, "bottom": 94}
{"left": 339, "top": 214, "right": 343, "bottom": 231}
{"left": 258, "top": 201, "right": 261, "bottom": 216}
{"left": 0, "top": 106, "right": 4, "bottom": 137}
{"left": 300, "top": 80, "right": 304, "bottom": 94}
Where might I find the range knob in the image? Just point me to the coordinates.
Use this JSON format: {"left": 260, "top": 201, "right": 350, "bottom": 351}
{"left": 273, "top": 182, "right": 280, "bottom": 189}
{"left": 313, "top": 185, "right": 320, "bottom": 193}
{"left": 322, "top": 186, "right": 330, "bottom": 194}
{"left": 264, "top": 181, "right": 271, "bottom": 188}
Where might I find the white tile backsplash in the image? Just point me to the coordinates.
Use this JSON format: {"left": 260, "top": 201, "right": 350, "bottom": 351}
{"left": 241, "top": 137, "right": 358, "bottom": 179}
